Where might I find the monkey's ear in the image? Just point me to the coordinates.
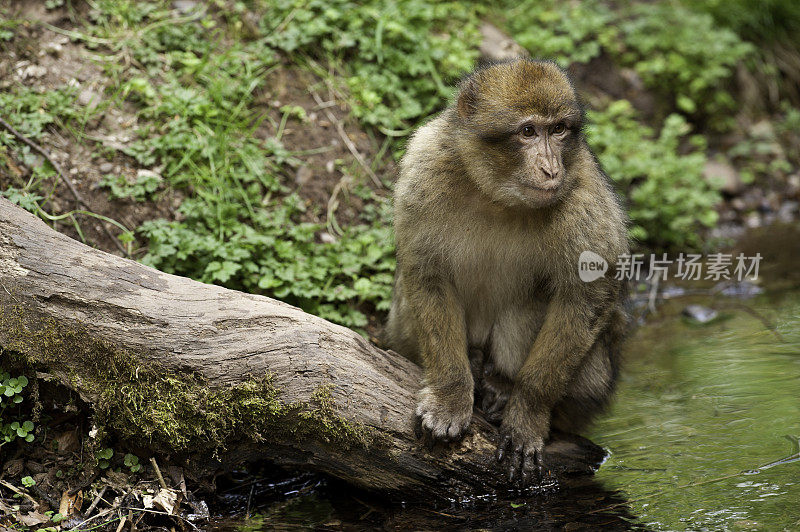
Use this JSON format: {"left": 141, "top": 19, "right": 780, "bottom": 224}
{"left": 457, "top": 77, "right": 479, "bottom": 119}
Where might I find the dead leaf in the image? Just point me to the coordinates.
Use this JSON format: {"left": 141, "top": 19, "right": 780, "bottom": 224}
{"left": 59, "top": 489, "right": 83, "bottom": 516}
{"left": 17, "top": 510, "right": 50, "bottom": 526}
{"left": 152, "top": 488, "right": 178, "bottom": 515}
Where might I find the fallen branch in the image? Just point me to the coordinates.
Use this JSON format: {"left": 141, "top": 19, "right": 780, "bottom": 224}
{"left": 0, "top": 197, "right": 605, "bottom": 499}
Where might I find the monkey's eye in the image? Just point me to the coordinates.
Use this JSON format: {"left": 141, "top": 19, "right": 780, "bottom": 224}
{"left": 552, "top": 123, "right": 566, "bottom": 135}
{"left": 522, "top": 125, "right": 536, "bottom": 137}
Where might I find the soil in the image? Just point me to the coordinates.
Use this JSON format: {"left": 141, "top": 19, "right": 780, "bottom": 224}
{"left": 253, "top": 64, "right": 394, "bottom": 227}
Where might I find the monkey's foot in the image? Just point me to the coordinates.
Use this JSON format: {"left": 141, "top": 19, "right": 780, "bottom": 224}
{"left": 496, "top": 404, "right": 550, "bottom": 487}
{"left": 497, "top": 426, "right": 545, "bottom": 487}
{"left": 414, "top": 386, "right": 473, "bottom": 445}
{"left": 480, "top": 369, "right": 512, "bottom": 425}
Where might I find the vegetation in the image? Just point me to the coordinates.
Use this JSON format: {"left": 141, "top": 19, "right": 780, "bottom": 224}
{"left": 0, "top": 369, "right": 34, "bottom": 447}
{"left": 260, "top": 0, "right": 482, "bottom": 131}
{"left": 586, "top": 102, "right": 716, "bottom": 248}
{"left": 0, "top": 0, "right": 798, "bottom": 330}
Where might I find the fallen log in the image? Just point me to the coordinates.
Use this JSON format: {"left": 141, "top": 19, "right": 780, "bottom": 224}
{"left": 0, "top": 197, "right": 606, "bottom": 500}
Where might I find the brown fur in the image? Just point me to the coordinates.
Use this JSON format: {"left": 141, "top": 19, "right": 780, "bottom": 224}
{"left": 385, "top": 59, "right": 629, "bottom": 485}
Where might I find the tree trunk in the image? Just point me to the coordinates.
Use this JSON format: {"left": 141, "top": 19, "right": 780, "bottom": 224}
{"left": 0, "top": 198, "right": 606, "bottom": 500}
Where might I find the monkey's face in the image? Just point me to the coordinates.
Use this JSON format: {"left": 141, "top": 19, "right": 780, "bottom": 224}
{"left": 455, "top": 59, "right": 584, "bottom": 209}
{"left": 504, "top": 116, "right": 578, "bottom": 207}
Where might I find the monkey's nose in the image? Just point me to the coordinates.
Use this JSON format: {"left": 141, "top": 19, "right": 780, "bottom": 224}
{"left": 541, "top": 166, "right": 560, "bottom": 181}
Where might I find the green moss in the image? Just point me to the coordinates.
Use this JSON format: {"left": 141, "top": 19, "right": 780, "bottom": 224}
{"left": 0, "top": 305, "right": 371, "bottom": 453}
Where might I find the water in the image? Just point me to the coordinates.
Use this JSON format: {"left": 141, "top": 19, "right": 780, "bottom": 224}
{"left": 212, "top": 226, "right": 800, "bottom": 531}
{"left": 588, "top": 289, "right": 800, "bottom": 531}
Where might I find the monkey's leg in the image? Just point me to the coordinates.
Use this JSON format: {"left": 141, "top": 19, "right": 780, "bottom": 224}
{"left": 403, "top": 275, "right": 474, "bottom": 443}
{"left": 384, "top": 283, "right": 421, "bottom": 361}
{"left": 550, "top": 334, "right": 619, "bottom": 434}
{"left": 498, "top": 285, "right": 614, "bottom": 486}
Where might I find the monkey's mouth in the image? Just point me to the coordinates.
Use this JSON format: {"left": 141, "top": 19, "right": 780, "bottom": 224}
{"left": 521, "top": 181, "right": 561, "bottom": 193}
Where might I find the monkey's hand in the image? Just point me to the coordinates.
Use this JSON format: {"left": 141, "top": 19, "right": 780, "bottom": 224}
{"left": 496, "top": 396, "right": 550, "bottom": 487}
{"left": 415, "top": 385, "right": 473, "bottom": 445}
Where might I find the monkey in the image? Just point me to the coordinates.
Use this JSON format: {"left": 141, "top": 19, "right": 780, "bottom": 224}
{"left": 384, "top": 58, "right": 629, "bottom": 487}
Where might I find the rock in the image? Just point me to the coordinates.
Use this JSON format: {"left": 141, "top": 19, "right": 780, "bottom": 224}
{"left": 479, "top": 23, "right": 528, "bottom": 62}
{"left": 682, "top": 305, "right": 719, "bottom": 324}
{"left": 787, "top": 174, "right": 800, "bottom": 197}
{"left": 741, "top": 189, "right": 764, "bottom": 210}
{"left": 708, "top": 223, "right": 745, "bottom": 242}
{"left": 98, "top": 162, "right": 114, "bottom": 173}
{"left": 78, "top": 87, "right": 100, "bottom": 109}
{"left": 715, "top": 280, "right": 763, "bottom": 299}
{"left": 172, "top": 0, "right": 198, "bottom": 13}
{"left": 745, "top": 212, "right": 762, "bottom": 228}
{"left": 17, "top": 63, "right": 47, "bottom": 79}
{"left": 703, "top": 159, "right": 742, "bottom": 195}
{"left": 748, "top": 120, "right": 785, "bottom": 157}
{"left": 295, "top": 165, "right": 313, "bottom": 186}
{"left": 765, "top": 191, "right": 781, "bottom": 212}
{"left": 40, "top": 37, "right": 67, "bottom": 56}
{"left": 777, "top": 201, "right": 798, "bottom": 223}
{"left": 319, "top": 232, "right": 336, "bottom": 244}
{"left": 136, "top": 169, "right": 161, "bottom": 180}
{"left": 749, "top": 120, "right": 775, "bottom": 138}
{"left": 661, "top": 285, "right": 687, "bottom": 299}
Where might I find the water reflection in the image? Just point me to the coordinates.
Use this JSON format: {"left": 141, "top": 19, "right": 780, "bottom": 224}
{"left": 211, "top": 474, "right": 646, "bottom": 530}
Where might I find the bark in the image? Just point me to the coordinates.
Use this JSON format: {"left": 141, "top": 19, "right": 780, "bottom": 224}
{"left": 0, "top": 198, "right": 606, "bottom": 500}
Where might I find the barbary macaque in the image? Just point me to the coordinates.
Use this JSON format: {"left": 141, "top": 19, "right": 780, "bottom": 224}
{"left": 385, "top": 58, "right": 628, "bottom": 486}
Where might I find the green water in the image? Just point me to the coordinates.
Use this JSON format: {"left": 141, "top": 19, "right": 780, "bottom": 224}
{"left": 588, "top": 290, "right": 800, "bottom": 531}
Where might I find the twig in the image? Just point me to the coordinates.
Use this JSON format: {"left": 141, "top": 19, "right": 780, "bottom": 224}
{"left": 84, "top": 486, "right": 108, "bottom": 517}
{"left": 114, "top": 514, "right": 127, "bottom": 532}
{"left": 0, "top": 117, "right": 130, "bottom": 257}
{"left": 269, "top": 6, "right": 299, "bottom": 37}
{"left": 121, "top": 507, "right": 200, "bottom": 531}
{"left": 0, "top": 479, "right": 38, "bottom": 505}
{"left": 72, "top": 507, "right": 115, "bottom": 530}
{"left": 40, "top": 22, "right": 114, "bottom": 45}
{"left": 309, "top": 91, "right": 384, "bottom": 189}
{"left": 647, "top": 275, "right": 660, "bottom": 315}
{"left": 0, "top": 118, "right": 81, "bottom": 204}
{"left": 326, "top": 174, "right": 351, "bottom": 237}
{"left": 246, "top": 484, "right": 254, "bottom": 519}
{"left": 150, "top": 457, "right": 168, "bottom": 490}
{"left": 718, "top": 302, "right": 785, "bottom": 342}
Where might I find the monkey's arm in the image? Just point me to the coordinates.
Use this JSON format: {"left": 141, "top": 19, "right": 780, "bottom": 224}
{"left": 499, "top": 281, "right": 617, "bottom": 483}
{"left": 399, "top": 268, "right": 475, "bottom": 442}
